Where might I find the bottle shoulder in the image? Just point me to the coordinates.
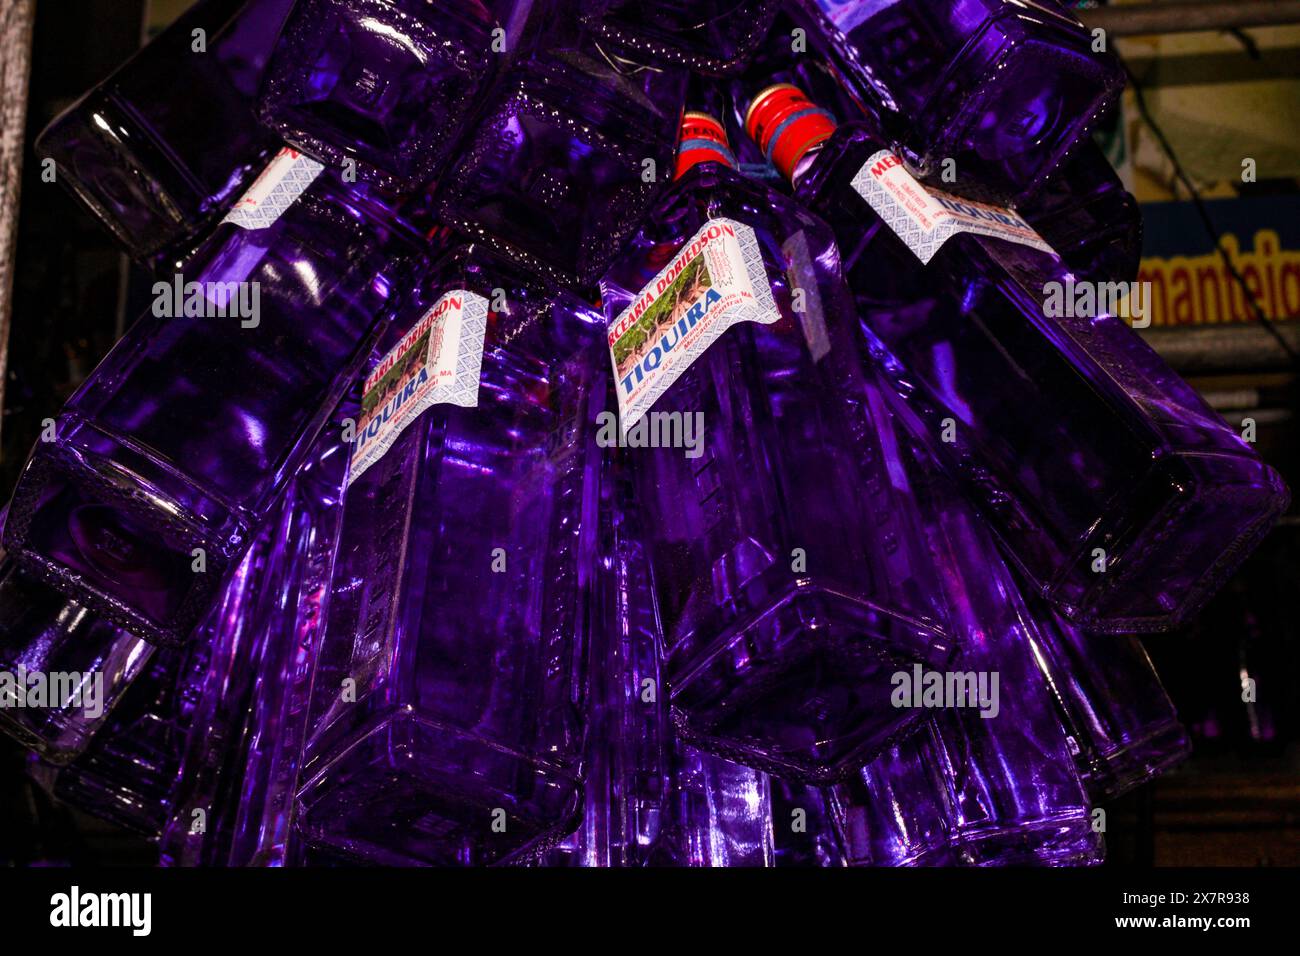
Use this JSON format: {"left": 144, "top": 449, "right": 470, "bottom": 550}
{"left": 795, "top": 123, "right": 890, "bottom": 206}
{"left": 600, "top": 163, "right": 844, "bottom": 307}
{"left": 497, "top": 48, "right": 685, "bottom": 147}
{"left": 639, "top": 164, "right": 837, "bottom": 251}
{"left": 377, "top": 244, "right": 601, "bottom": 361}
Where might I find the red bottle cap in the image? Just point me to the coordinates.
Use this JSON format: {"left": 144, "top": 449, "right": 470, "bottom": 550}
{"left": 675, "top": 112, "right": 737, "bottom": 181}
{"left": 744, "top": 84, "right": 836, "bottom": 181}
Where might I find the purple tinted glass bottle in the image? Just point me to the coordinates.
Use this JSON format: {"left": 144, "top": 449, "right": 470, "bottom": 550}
{"left": 832, "top": 421, "right": 1101, "bottom": 866}
{"left": 652, "top": 744, "right": 775, "bottom": 867}
{"left": 26, "top": 647, "right": 189, "bottom": 838}
{"left": 36, "top": 0, "right": 296, "bottom": 269}
{"left": 226, "top": 405, "right": 352, "bottom": 867}
{"left": 927, "top": 513, "right": 1101, "bottom": 865}
{"left": 791, "top": 0, "right": 1125, "bottom": 202}
{"left": 763, "top": 88, "right": 1289, "bottom": 632}
{"left": 544, "top": 451, "right": 673, "bottom": 867}
{"left": 4, "top": 150, "right": 417, "bottom": 646}
{"left": 828, "top": 726, "right": 958, "bottom": 866}
{"left": 161, "top": 468, "right": 322, "bottom": 866}
{"left": 258, "top": 0, "right": 499, "bottom": 191}
{"left": 27, "top": 534, "right": 273, "bottom": 840}
{"left": 1027, "top": 603, "right": 1189, "bottom": 801}
{"left": 580, "top": 0, "right": 779, "bottom": 76}
{"left": 0, "top": 526, "right": 153, "bottom": 765}
{"left": 554, "top": 449, "right": 794, "bottom": 869}
{"left": 1021, "top": 141, "right": 1144, "bottom": 287}
{"left": 770, "top": 779, "right": 843, "bottom": 866}
{"left": 599, "top": 112, "right": 949, "bottom": 783}
{"left": 435, "top": 43, "right": 687, "bottom": 288}
{"left": 294, "top": 242, "right": 605, "bottom": 866}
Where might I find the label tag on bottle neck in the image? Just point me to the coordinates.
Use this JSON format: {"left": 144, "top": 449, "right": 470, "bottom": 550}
{"left": 347, "top": 289, "right": 490, "bottom": 486}
{"left": 608, "top": 218, "right": 779, "bottom": 436}
{"left": 850, "top": 150, "right": 1054, "bottom": 264}
{"left": 222, "top": 147, "right": 325, "bottom": 231}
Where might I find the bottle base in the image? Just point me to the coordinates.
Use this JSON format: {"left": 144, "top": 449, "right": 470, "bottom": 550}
{"left": 669, "top": 581, "right": 950, "bottom": 784}
{"left": 5, "top": 431, "right": 244, "bottom": 645}
{"left": 296, "top": 708, "right": 582, "bottom": 866}
{"left": 1085, "top": 720, "right": 1191, "bottom": 802}
{"left": 913, "top": 21, "right": 1123, "bottom": 201}
{"left": 955, "top": 814, "right": 1104, "bottom": 867}
{"left": 1051, "top": 454, "right": 1289, "bottom": 634}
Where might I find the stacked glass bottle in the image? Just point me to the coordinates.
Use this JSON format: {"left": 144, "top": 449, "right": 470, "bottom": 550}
{"left": 599, "top": 109, "right": 950, "bottom": 781}
{"left": 747, "top": 83, "right": 1288, "bottom": 632}
{"left": 294, "top": 242, "right": 606, "bottom": 865}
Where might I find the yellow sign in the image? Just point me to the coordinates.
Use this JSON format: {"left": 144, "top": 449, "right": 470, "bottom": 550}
{"left": 1137, "top": 230, "right": 1300, "bottom": 327}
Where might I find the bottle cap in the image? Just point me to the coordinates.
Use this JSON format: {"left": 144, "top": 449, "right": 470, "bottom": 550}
{"left": 744, "top": 84, "right": 836, "bottom": 181}
{"left": 675, "top": 112, "right": 737, "bottom": 180}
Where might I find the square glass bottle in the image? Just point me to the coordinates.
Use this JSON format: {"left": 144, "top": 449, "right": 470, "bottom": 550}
{"left": 435, "top": 42, "right": 687, "bottom": 288}
{"left": 258, "top": 0, "right": 500, "bottom": 191}
{"left": 294, "top": 242, "right": 606, "bottom": 865}
{"left": 4, "top": 150, "right": 419, "bottom": 645}
{"left": 36, "top": 0, "right": 296, "bottom": 269}
{"left": 790, "top": 0, "right": 1125, "bottom": 201}
{"left": 599, "top": 111, "right": 950, "bottom": 782}
{"left": 753, "top": 85, "right": 1289, "bottom": 632}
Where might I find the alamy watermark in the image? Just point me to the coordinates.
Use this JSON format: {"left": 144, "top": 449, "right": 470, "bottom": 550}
{"left": 152, "top": 274, "right": 261, "bottom": 328}
{"left": 1043, "top": 277, "right": 1151, "bottom": 328}
{"left": 50, "top": 886, "right": 151, "bottom": 936}
{"left": 891, "top": 664, "right": 1000, "bottom": 719}
{"left": 0, "top": 666, "right": 104, "bottom": 719}
{"left": 595, "top": 410, "right": 705, "bottom": 460}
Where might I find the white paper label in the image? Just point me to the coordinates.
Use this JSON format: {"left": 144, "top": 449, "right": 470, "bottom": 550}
{"left": 348, "top": 290, "right": 489, "bottom": 486}
{"left": 608, "top": 219, "right": 779, "bottom": 435}
{"left": 850, "top": 150, "right": 1054, "bottom": 264}
{"left": 222, "top": 147, "right": 325, "bottom": 230}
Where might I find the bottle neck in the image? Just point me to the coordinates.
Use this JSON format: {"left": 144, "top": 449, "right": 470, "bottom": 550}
{"left": 744, "top": 84, "right": 837, "bottom": 187}
{"left": 790, "top": 140, "right": 831, "bottom": 189}
{"left": 674, "top": 112, "right": 738, "bottom": 181}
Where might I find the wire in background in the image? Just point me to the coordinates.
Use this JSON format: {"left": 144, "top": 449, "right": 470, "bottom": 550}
{"left": 1121, "top": 58, "right": 1300, "bottom": 366}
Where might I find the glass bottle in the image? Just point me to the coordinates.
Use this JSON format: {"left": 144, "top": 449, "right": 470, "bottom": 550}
{"left": 258, "top": 0, "right": 500, "bottom": 191}
{"left": 435, "top": 41, "right": 687, "bottom": 288}
{"left": 832, "top": 416, "right": 1101, "bottom": 866}
{"left": 4, "top": 149, "right": 418, "bottom": 645}
{"left": 294, "top": 241, "right": 605, "bottom": 865}
{"left": 651, "top": 744, "right": 776, "bottom": 867}
{"left": 0, "top": 513, "right": 152, "bottom": 765}
{"left": 26, "top": 531, "right": 276, "bottom": 840}
{"left": 1026, "top": 601, "right": 1190, "bottom": 801}
{"left": 543, "top": 450, "right": 674, "bottom": 867}
{"left": 35, "top": 0, "right": 296, "bottom": 269}
{"left": 225, "top": 404, "right": 353, "bottom": 867}
{"left": 599, "top": 109, "right": 949, "bottom": 782}
{"left": 580, "top": 0, "right": 779, "bottom": 76}
{"left": 1021, "top": 141, "right": 1144, "bottom": 287}
{"left": 753, "top": 84, "right": 1289, "bottom": 632}
{"left": 789, "top": 0, "right": 1126, "bottom": 202}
